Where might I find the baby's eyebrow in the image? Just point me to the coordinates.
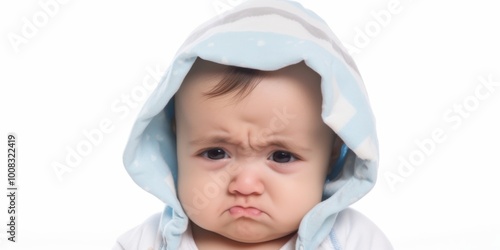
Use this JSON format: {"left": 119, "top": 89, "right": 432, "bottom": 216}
{"left": 189, "top": 134, "right": 309, "bottom": 152}
{"left": 264, "top": 139, "right": 291, "bottom": 149}
{"left": 189, "top": 135, "right": 237, "bottom": 146}
{"left": 262, "top": 136, "right": 310, "bottom": 152}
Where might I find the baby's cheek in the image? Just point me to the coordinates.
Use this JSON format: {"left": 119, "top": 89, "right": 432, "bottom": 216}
{"left": 178, "top": 173, "right": 219, "bottom": 222}
{"left": 177, "top": 169, "right": 197, "bottom": 212}
{"left": 178, "top": 181, "right": 201, "bottom": 219}
{"left": 281, "top": 179, "right": 323, "bottom": 216}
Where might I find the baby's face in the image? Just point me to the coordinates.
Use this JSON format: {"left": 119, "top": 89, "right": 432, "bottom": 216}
{"left": 175, "top": 61, "right": 335, "bottom": 244}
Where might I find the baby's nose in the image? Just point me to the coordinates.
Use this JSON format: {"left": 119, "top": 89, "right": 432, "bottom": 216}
{"left": 228, "top": 164, "right": 265, "bottom": 196}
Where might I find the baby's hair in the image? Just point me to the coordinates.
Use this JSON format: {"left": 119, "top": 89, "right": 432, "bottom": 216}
{"left": 172, "top": 65, "right": 262, "bottom": 132}
{"left": 203, "top": 66, "right": 263, "bottom": 100}
{"left": 172, "top": 65, "right": 261, "bottom": 133}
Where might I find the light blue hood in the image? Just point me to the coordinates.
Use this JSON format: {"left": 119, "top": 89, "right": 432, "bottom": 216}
{"left": 123, "top": 1, "right": 379, "bottom": 249}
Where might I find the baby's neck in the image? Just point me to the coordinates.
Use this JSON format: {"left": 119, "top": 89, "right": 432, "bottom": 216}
{"left": 190, "top": 222, "right": 296, "bottom": 250}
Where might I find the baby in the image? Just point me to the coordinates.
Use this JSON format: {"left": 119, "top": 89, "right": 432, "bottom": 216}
{"left": 115, "top": 1, "right": 392, "bottom": 249}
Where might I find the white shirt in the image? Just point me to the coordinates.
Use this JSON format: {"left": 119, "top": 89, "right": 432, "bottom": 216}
{"left": 113, "top": 208, "right": 393, "bottom": 250}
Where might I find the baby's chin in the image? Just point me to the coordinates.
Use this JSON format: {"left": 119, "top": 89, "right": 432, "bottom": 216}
{"left": 194, "top": 220, "right": 297, "bottom": 245}
{"left": 213, "top": 225, "right": 297, "bottom": 245}
{"left": 228, "top": 233, "right": 295, "bottom": 245}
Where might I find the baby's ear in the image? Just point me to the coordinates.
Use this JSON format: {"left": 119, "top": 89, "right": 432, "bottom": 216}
{"left": 171, "top": 96, "right": 177, "bottom": 134}
{"left": 330, "top": 134, "right": 344, "bottom": 164}
{"left": 171, "top": 115, "right": 176, "bottom": 134}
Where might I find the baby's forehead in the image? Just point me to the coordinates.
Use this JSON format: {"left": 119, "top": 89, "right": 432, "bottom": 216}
{"left": 184, "top": 58, "right": 229, "bottom": 78}
{"left": 177, "top": 58, "right": 321, "bottom": 98}
{"left": 175, "top": 59, "right": 324, "bottom": 126}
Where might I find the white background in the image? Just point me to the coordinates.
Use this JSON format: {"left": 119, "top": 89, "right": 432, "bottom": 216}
{"left": 1, "top": 0, "right": 499, "bottom": 249}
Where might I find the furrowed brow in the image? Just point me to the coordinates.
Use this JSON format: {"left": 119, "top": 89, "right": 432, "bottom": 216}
{"left": 189, "top": 134, "right": 310, "bottom": 152}
{"left": 189, "top": 135, "right": 237, "bottom": 146}
{"left": 260, "top": 136, "right": 310, "bottom": 152}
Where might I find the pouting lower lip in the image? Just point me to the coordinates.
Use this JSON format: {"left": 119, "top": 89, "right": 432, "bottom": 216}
{"left": 229, "top": 206, "right": 262, "bottom": 216}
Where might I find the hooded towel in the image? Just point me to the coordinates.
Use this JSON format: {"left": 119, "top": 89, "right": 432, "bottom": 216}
{"left": 123, "top": 1, "right": 379, "bottom": 249}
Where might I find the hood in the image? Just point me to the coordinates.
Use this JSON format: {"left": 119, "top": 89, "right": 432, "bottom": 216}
{"left": 123, "top": 0, "right": 379, "bottom": 249}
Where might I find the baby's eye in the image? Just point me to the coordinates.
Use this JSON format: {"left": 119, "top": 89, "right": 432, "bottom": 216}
{"left": 269, "top": 151, "right": 296, "bottom": 163}
{"left": 202, "top": 148, "right": 229, "bottom": 160}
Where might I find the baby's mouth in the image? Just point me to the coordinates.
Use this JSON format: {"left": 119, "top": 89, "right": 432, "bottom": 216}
{"left": 228, "top": 206, "right": 262, "bottom": 217}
